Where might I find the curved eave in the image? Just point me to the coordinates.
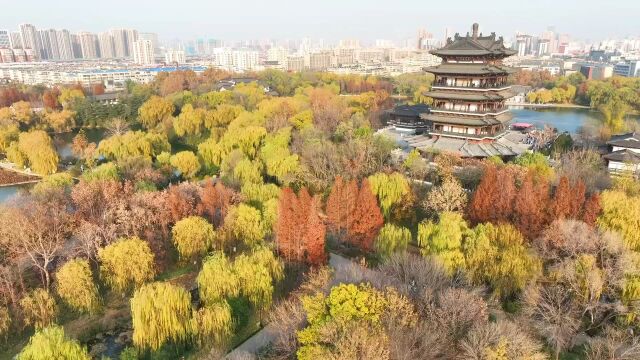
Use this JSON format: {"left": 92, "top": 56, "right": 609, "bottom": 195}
{"left": 430, "top": 49, "right": 517, "bottom": 57}
{"left": 420, "top": 112, "right": 513, "bottom": 126}
{"left": 424, "top": 65, "right": 516, "bottom": 76}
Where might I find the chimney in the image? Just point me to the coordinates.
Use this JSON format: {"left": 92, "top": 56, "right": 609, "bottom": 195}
{"left": 472, "top": 23, "right": 479, "bottom": 39}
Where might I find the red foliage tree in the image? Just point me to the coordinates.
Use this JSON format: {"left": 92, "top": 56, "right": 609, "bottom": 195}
{"left": 513, "top": 174, "right": 549, "bottom": 239}
{"left": 348, "top": 179, "right": 384, "bottom": 251}
{"left": 569, "top": 179, "right": 586, "bottom": 219}
{"left": 302, "top": 196, "right": 327, "bottom": 265}
{"left": 199, "top": 180, "right": 236, "bottom": 227}
{"left": 550, "top": 176, "right": 573, "bottom": 220}
{"left": 165, "top": 183, "right": 202, "bottom": 223}
{"left": 326, "top": 176, "right": 357, "bottom": 236}
{"left": 42, "top": 88, "right": 60, "bottom": 110}
{"left": 581, "top": 193, "right": 601, "bottom": 227}
{"left": 0, "top": 87, "right": 26, "bottom": 107}
{"left": 467, "top": 166, "right": 499, "bottom": 224}
{"left": 92, "top": 83, "right": 105, "bottom": 96}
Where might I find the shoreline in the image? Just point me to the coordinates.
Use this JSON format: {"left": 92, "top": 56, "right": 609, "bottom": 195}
{"left": 506, "top": 102, "right": 591, "bottom": 109}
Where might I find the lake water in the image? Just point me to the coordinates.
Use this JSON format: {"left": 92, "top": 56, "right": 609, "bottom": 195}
{"left": 53, "top": 128, "right": 106, "bottom": 160}
{"left": 510, "top": 107, "right": 640, "bottom": 134}
{"left": 0, "top": 183, "right": 32, "bottom": 203}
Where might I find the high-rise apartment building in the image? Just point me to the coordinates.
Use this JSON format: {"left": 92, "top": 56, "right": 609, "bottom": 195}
{"left": 267, "top": 46, "right": 289, "bottom": 67}
{"left": 0, "top": 31, "right": 10, "bottom": 49}
{"left": 10, "top": 32, "right": 22, "bottom": 49}
{"left": 71, "top": 34, "right": 83, "bottom": 59}
{"left": 139, "top": 32, "right": 159, "bottom": 54}
{"left": 98, "top": 32, "right": 115, "bottom": 59}
{"left": 78, "top": 32, "right": 99, "bottom": 59}
{"left": 110, "top": 29, "right": 128, "bottom": 58}
{"left": 19, "top": 23, "right": 40, "bottom": 59}
{"left": 126, "top": 29, "right": 139, "bottom": 57}
{"left": 133, "top": 39, "right": 154, "bottom": 65}
{"left": 56, "top": 30, "right": 74, "bottom": 60}
{"left": 165, "top": 49, "right": 186, "bottom": 64}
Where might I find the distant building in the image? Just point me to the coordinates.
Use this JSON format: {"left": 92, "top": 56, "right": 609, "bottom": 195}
{"left": 0, "top": 30, "right": 10, "bottom": 49}
{"left": 580, "top": 64, "right": 613, "bottom": 80}
{"left": 165, "top": 49, "right": 186, "bottom": 64}
{"left": 613, "top": 61, "right": 640, "bottom": 77}
{"left": 9, "top": 32, "right": 22, "bottom": 49}
{"left": 19, "top": 24, "right": 40, "bottom": 59}
{"left": 286, "top": 56, "right": 305, "bottom": 72}
{"left": 78, "top": 32, "right": 100, "bottom": 59}
{"left": 308, "top": 51, "right": 334, "bottom": 71}
{"left": 98, "top": 32, "right": 115, "bottom": 59}
{"left": 133, "top": 40, "right": 155, "bottom": 65}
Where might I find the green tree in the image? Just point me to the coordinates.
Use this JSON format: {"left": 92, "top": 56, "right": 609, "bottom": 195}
{"left": 173, "top": 104, "right": 205, "bottom": 137}
{"left": 417, "top": 211, "right": 468, "bottom": 274}
{"left": 222, "top": 204, "right": 266, "bottom": 247}
{"left": 131, "top": 282, "right": 192, "bottom": 351}
{"left": 172, "top": 216, "right": 216, "bottom": 262}
{"left": 8, "top": 131, "right": 59, "bottom": 175}
{"left": 463, "top": 223, "right": 541, "bottom": 297}
{"left": 32, "top": 173, "right": 74, "bottom": 195}
{"left": 0, "top": 120, "right": 19, "bottom": 153}
{"left": 18, "top": 325, "right": 90, "bottom": 360}
{"left": 97, "top": 131, "right": 170, "bottom": 161}
{"left": 513, "top": 152, "right": 555, "bottom": 179}
{"left": 374, "top": 223, "right": 411, "bottom": 258}
{"left": 20, "top": 289, "right": 57, "bottom": 329}
{"left": 138, "top": 95, "right": 175, "bottom": 130}
{"left": 55, "top": 259, "right": 100, "bottom": 314}
{"left": 98, "top": 237, "right": 156, "bottom": 293}
{"left": 367, "top": 172, "right": 410, "bottom": 219}
{"left": 597, "top": 190, "right": 640, "bottom": 250}
{"left": 197, "top": 252, "right": 239, "bottom": 306}
{"left": 191, "top": 301, "right": 234, "bottom": 348}
{"left": 58, "top": 88, "right": 84, "bottom": 108}
{"left": 170, "top": 151, "right": 201, "bottom": 179}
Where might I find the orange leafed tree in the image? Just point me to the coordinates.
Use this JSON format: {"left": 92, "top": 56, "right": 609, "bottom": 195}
{"left": 550, "top": 176, "right": 572, "bottom": 220}
{"left": 276, "top": 187, "right": 326, "bottom": 264}
{"left": 581, "top": 193, "right": 601, "bottom": 227}
{"left": 326, "top": 176, "right": 357, "bottom": 236}
{"left": 199, "top": 180, "right": 235, "bottom": 227}
{"left": 467, "top": 166, "right": 500, "bottom": 225}
{"left": 513, "top": 174, "right": 549, "bottom": 239}
{"left": 348, "top": 179, "right": 384, "bottom": 251}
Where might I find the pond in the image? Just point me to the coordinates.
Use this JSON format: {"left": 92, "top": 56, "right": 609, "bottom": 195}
{"left": 53, "top": 128, "right": 106, "bottom": 160}
{"left": 510, "top": 107, "right": 640, "bottom": 134}
{"left": 0, "top": 183, "right": 33, "bottom": 203}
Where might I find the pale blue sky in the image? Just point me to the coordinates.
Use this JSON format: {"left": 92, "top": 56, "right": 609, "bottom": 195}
{"left": 1, "top": 0, "right": 638, "bottom": 41}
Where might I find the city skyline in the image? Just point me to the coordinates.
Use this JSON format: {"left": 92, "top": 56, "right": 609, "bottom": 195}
{"left": 1, "top": 0, "right": 638, "bottom": 42}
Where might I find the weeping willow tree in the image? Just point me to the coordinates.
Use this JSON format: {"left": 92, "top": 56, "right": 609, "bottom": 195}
{"left": 197, "top": 252, "right": 239, "bottom": 306}
{"left": 98, "top": 236, "right": 156, "bottom": 294}
{"left": 172, "top": 216, "right": 216, "bottom": 262}
{"left": 197, "top": 248, "right": 283, "bottom": 311}
{"left": 131, "top": 282, "right": 192, "bottom": 351}
{"left": 55, "top": 259, "right": 101, "bottom": 314}
{"left": 18, "top": 325, "right": 90, "bottom": 360}
{"left": 374, "top": 223, "right": 412, "bottom": 258}
{"left": 20, "top": 289, "right": 57, "bottom": 329}
{"left": 191, "top": 301, "right": 234, "bottom": 348}
{"left": 367, "top": 172, "right": 410, "bottom": 219}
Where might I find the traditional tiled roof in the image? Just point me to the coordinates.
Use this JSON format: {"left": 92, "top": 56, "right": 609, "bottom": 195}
{"left": 402, "top": 130, "right": 530, "bottom": 157}
{"left": 603, "top": 149, "right": 640, "bottom": 164}
{"left": 424, "top": 89, "right": 514, "bottom": 101}
{"left": 431, "top": 28, "right": 517, "bottom": 58}
{"left": 424, "top": 63, "right": 515, "bottom": 75}
{"left": 390, "top": 103, "right": 430, "bottom": 117}
{"left": 607, "top": 138, "right": 640, "bottom": 149}
{"left": 420, "top": 112, "right": 512, "bottom": 126}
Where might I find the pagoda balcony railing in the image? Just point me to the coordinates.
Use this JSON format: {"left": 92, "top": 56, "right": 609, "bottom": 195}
{"left": 428, "top": 129, "right": 502, "bottom": 140}
{"left": 431, "top": 82, "right": 510, "bottom": 90}
{"left": 389, "top": 120, "right": 430, "bottom": 129}
{"left": 430, "top": 107, "right": 509, "bottom": 116}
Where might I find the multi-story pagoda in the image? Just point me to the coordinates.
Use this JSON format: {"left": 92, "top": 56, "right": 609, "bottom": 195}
{"left": 422, "top": 23, "right": 517, "bottom": 141}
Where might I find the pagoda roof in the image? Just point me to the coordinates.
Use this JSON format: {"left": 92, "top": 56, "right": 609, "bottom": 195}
{"left": 431, "top": 27, "right": 517, "bottom": 57}
{"left": 424, "top": 89, "right": 515, "bottom": 101}
{"left": 603, "top": 149, "right": 640, "bottom": 164}
{"left": 424, "top": 63, "right": 515, "bottom": 75}
{"left": 420, "top": 112, "right": 513, "bottom": 126}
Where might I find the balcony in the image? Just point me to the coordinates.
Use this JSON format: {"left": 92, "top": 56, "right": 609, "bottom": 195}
{"left": 430, "top": 106, "right": 509, "bottom": 116}
{"left": 431, "top": 81, "right": 510, "bottom": 91}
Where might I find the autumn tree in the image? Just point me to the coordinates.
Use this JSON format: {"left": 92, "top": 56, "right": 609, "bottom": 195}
{"left": 276, "top": 188, "right": 327, "bottom": 264}
{"left": 44, "top": 110, "right": 76, "bottom": 133}
{"left": 7, "top": 130, "right": 59, "bottom": 175}
{"left": 131, "top": 282, "right": 192, "bottom": 351}
{"left": 171, "top": 216, "right": 216, "bottom": 262}
{"left": 191, "top": 302, "right": 234, "bottom": 348}
{"left": 367, "top": 172, "right": 410, "bottom": 220}
{"left": 348, "top": 179, "right": 384, "bottom": 251}
{"left": 550, "top": 176, "right": 573, "bottom": 220}
{"left": 18, "top": 325, "right": 90, "bottom": 360}
{"left": 97, "top": 131, "right": 170, "bottom": 161}
{"left": 597, "top": 190, "right": 640, "bottom": 250}
{"left": 464, "top": 223, "right": 541, "bottom": 298}
{"left": 423, "top": 177, "right": 468, "bottom": 214}
{"left": 199, "top": 180, "right": 235, "bottom": 227}
{"left": 98, "top": 236, "right": 156, "bottom": 293}
{"left": 418, "top": 211, "right": 468, "bottom": 274}
{"left": 467, "top": 165, "right": 516, "bottom": 225}
{"left": 138, "top": 95, "right": 175, "bottom": 130}
{"left": 375, "top": 223, "right": 411, "bottom": 258}
{"left": 581, "top": 193, "right": 601, "bottom": 227}
{"left": 55, "top": 259, "right": 100, "bottom": 314}
{"left": 20, "top": 289, "right": 57, "bottom": 329}
{"left": 222, "top": 204, "right": 266, "bottom": 248}
{"left": 513, "top": 173, "right": 550, "bottom": 239}
{"left": 325, "top": 176, "right": 357, "bottom": 237}
{"left": 170, "top": 151, "right": 201, "bottom": 179}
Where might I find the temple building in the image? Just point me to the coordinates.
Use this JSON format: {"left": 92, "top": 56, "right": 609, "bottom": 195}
{"left": 423, "top": 23, "right": 516, "bottom": 140}
{"left": 384, "top": 24, "right": 530, "bottom": 158}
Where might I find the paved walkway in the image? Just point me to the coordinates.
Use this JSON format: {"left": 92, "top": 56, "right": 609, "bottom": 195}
{"left": 225, "top": 253, "right": 372, "bottom": 359}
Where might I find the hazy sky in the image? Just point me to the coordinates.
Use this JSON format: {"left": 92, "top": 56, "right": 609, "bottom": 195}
{"left": 1, "top": 0, "right": 638, "bottom": 42}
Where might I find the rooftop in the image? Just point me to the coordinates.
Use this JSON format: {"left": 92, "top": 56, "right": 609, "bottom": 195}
{"left": 603, "top": 149, "right": 640, "bottom": 164}
{"left": 430, "top": 23, "right": 517, "bottom": 58}
{"left": 424, "top": 63, "right": 515, "bottom": 75}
